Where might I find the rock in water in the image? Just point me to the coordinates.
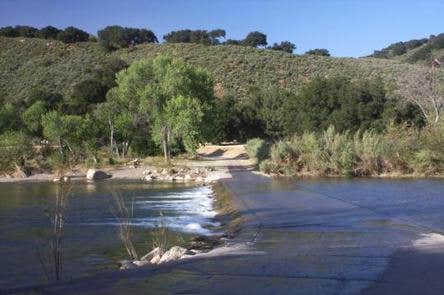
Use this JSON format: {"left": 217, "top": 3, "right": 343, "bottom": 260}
{"left": 118, "top": 260, "right": 136, "bottom": 270}
{"left": 86, "top": 169, "right": 111, "bottom": 180}
{"left": 158, "top": 246, "right": 188, "bottom": 264}
{"left": 141, "top": 247, "right": 163, "bottom": 261}
{"left": 133, "top": 260, "right": 149, "bottom": 267}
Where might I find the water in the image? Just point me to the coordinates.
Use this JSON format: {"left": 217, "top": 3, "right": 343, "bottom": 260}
{"left": 0, "top": 180, "right": 217, "bottom": 289}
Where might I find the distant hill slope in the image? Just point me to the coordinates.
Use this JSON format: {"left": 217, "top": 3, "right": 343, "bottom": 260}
{"left": 0, "top": 36, "right": 438, "bottom": 104}
{"left": 370, "top": 33, "right": 444, "bottom": 65}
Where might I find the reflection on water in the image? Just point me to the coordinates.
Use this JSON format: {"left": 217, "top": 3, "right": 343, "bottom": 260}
{"left": 0, "top": 180, "right": 216, "bottom": 289}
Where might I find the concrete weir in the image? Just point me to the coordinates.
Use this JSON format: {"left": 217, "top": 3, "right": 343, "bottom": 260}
{"left": 7, "top": 168, "right": 444, "bottom": 294}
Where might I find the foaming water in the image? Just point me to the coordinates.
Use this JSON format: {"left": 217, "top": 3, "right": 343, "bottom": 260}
{"left": 83, "top": 185, "right": 218, "bottom": 235}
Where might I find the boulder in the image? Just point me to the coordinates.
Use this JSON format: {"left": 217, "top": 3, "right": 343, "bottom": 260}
{"left": 158, "top": 246, "right": 188, "bottom": 264}
{"left": 86, "top": 169, "right": 111, "bottom": 180}
{"left": 117, "top": 260, "right": 136, "bottom": 270}
{"left": 133, "top": 260, "right": 149, "bottom": 267}
{"left": 141, "top": 247, "right": 163, "bottom": 261}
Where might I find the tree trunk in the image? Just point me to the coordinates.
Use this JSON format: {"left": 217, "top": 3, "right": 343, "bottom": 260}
{"left": 109, "top": 118, "right": 115, "bottom": 154}
{"left": 162, "top": 127, "right": 170, "bottom": 162}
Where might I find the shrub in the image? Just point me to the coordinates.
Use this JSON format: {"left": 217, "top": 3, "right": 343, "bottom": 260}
{"left": 0, "top": 131, "right": 33, "bottom": 173}
{"left": 245, "top": 138, "right": 269, "bottom": 162}
{"left": 259, "top": 159, "right": 281, "bottom": 174}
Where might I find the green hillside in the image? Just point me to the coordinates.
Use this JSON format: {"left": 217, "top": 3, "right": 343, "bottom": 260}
{"left": 370, "top": 33, "right": 444, "bottom": 64}
{"left": 0, "top": 36, "right": 437, "bottom": 104}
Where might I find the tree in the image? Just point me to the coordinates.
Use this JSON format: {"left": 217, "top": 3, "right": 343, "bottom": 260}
{"left": 163, "top": 95, "right": 204, "bottom": 154}
{"left": 305, "top": 48, "right": 330, "bottom": 56}
{"left": 0, "top": 26, "right": 18, "bottom": 37}
{"left": 22, "top": 100, "right": 47, "bottom": 136}
{"left": 242, "top": 31, "right": 267, "bottom": 47}
{"left": 0, "top": 103, "right": 21, "bottom": 133}
{"left": 284, "top": 76, "right": 388, "bottom": 135}
{"left": 38, "top": 26, "right": 62, "bottom": 39}
{"left": 396, "top": 65, "right": 444, "bottom": 125}
{"left": 0, "top": 131, "right": 32, "bottom": 173}
{"left": 67, "top": 79, "right": 108, "bottom": 114}
{"left": 110, "top": 55, "right": 214, "bottom": 161}
{"left": 15, "top": 26, "right": 39, "bottom": 37}
{"left": 224, "top": 39, "right": 241, "bottom": 45}
{"left": 270, "top": 41, "right": 296, "bottom": 53}
{"left": 163, "top": 29, "right": 225, "bottom": 45}
{"left": 57, "top": 27, "right": 89, "bottom": 43}
{"left": 98, "top": 26, "right": 158, "bottom": 50}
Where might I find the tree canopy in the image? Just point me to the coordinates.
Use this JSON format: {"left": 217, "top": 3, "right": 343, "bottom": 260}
{"left": 305, "top": 48, "right": 330, "bottom": 56}
{"left": 98, "top": 26, "right": 158, "bottom": 50}
{"left": 269, "top": 41, "right": 296, "bottom": 53}
{"left": 163, "top": 29, "right": 225, "bottom": 45}
{"left": 106, "top": 55, "right": 215, "bottom": 160}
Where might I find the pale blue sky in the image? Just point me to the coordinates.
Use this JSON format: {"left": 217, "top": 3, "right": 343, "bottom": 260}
{"left": 0, "top": 0, "right": 443, "bottom": 57}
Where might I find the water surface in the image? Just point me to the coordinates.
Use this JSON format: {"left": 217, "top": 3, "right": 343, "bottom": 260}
{"left": 0, "top": 180, "right": 216, "bottom": 288}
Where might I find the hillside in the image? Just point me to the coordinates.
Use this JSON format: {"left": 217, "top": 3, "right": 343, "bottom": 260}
{"left": 0, "top": 36, "right": 437, "bottom": 104}
{"left": 370, "top": 33, "right": 444, "bottom": 65}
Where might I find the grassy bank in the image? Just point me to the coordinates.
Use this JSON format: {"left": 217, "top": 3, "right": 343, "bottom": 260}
{"left": 248, "top": 123, "right": 444, "bottom": 178}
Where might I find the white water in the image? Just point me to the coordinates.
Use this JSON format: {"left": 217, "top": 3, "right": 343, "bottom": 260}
{"left": 85, "top": 185, "right": 219, "bottom": 235}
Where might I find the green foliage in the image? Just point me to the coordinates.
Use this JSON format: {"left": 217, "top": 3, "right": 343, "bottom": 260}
{"left": 0, "top": 131, "right": 33, "bottom": 173}
{"left": 260, "top": 123, "right": 444, "bottom": 176}
{"left": 284, "top": 76, "right": 388, "bottom": 135}
{"left": 57, "top": 27, "right": 89, "bottom": 43}
{"left": 0, "top": 103, "right": 21, "bottom": 133}
{"left": 269, "top": 41, "right": 296, "bottom": 53}
{"left": 163, "top": 95, "right": 204, "bottom": 154}
{"left": 305, "top": 49, "right": 330, "bottom": 56}
{"left": 371, "top": 33, "right": 444, "bottom": 64}
{"left": 38, "top": 26, "right": 62, "bottom": 39}
{"left": 163, "top": 29, "right": 225, "bottom": 45}
{"left": 22, "top": 100, "right": 47, "bottom": 135}
{"left": 109, "top": 55, "right": 214, "bottom": 159}
{"left": 245, "top": 138, "right": 269, "bottom": 162}
{"left": 98, "top": 26, "right": 158, "bottom": 50}
{"left": 242, "top": 31, "right": 267, "bottom": 48}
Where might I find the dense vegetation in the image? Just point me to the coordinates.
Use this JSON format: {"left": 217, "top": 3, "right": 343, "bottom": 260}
{"left": 256, "top": 122, "right": 444, "bottom": 177}
{"left": 0, "top": 35, "right": 442, "bottom": 177}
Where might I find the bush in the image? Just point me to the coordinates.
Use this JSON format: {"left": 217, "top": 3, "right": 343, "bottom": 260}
{"left": 259, "top": 159, "right": 281, "bottom": 174}
{"left": 245, "top": 138, "right": 269, "bottom": 162}
{"left": 0, "top": 131, "right": 33, "bottom": 173}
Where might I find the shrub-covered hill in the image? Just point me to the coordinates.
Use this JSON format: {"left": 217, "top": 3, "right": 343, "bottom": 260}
{"left": 0, "top": 36, "right": 438, "bottom": 104}
{"left": 370, "top": 33, "right": 444, "bottom": 64}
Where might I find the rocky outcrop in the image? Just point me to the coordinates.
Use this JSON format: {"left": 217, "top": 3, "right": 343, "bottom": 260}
{"left": 86, "top": 169, "right": 111, "bottom": 180}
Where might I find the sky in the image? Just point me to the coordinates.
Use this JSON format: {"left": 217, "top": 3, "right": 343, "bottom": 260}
{"left": 0, "top": 0, "right": 443, "bottom": 57}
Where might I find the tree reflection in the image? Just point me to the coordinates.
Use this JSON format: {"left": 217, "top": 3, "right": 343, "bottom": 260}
{"left": 36, "top": 180, "right": 71, "bottom": 282}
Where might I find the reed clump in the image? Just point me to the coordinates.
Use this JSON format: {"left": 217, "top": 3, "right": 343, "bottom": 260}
{"left": 260, "top": 123, "right": 443, "bottom": 177}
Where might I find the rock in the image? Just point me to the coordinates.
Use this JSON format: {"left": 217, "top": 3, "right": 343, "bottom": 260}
{"left": 133, "top": 260, "right": 149, "bottom": 267}
{"left": 62, "top": 176, "right": 70, "bottom": 182}
{"left": 158, "top": 246, "right": 188, "bottom": 264}
{"left": 161, "top": 169, "right": 168, "bottom": 175}
{"left": 53, "top": 177, "right": 61, "bottom": 182}
{"left": 86, "top": 169, "right": 111, "bottom": 180}
{"left": 184, "top": 174, "right": 192, "bottom": 181}
{"left": 189, "top": 236, "right": 222, "bottom": 250}
{"left": 118, "top": 260, "right": 136, "bottom": 270}
{"left": 150, "top": 252, "right": 163, "bottom": 264}
{"left": 141, "top": 247, "right": 163, "bottom": 261}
